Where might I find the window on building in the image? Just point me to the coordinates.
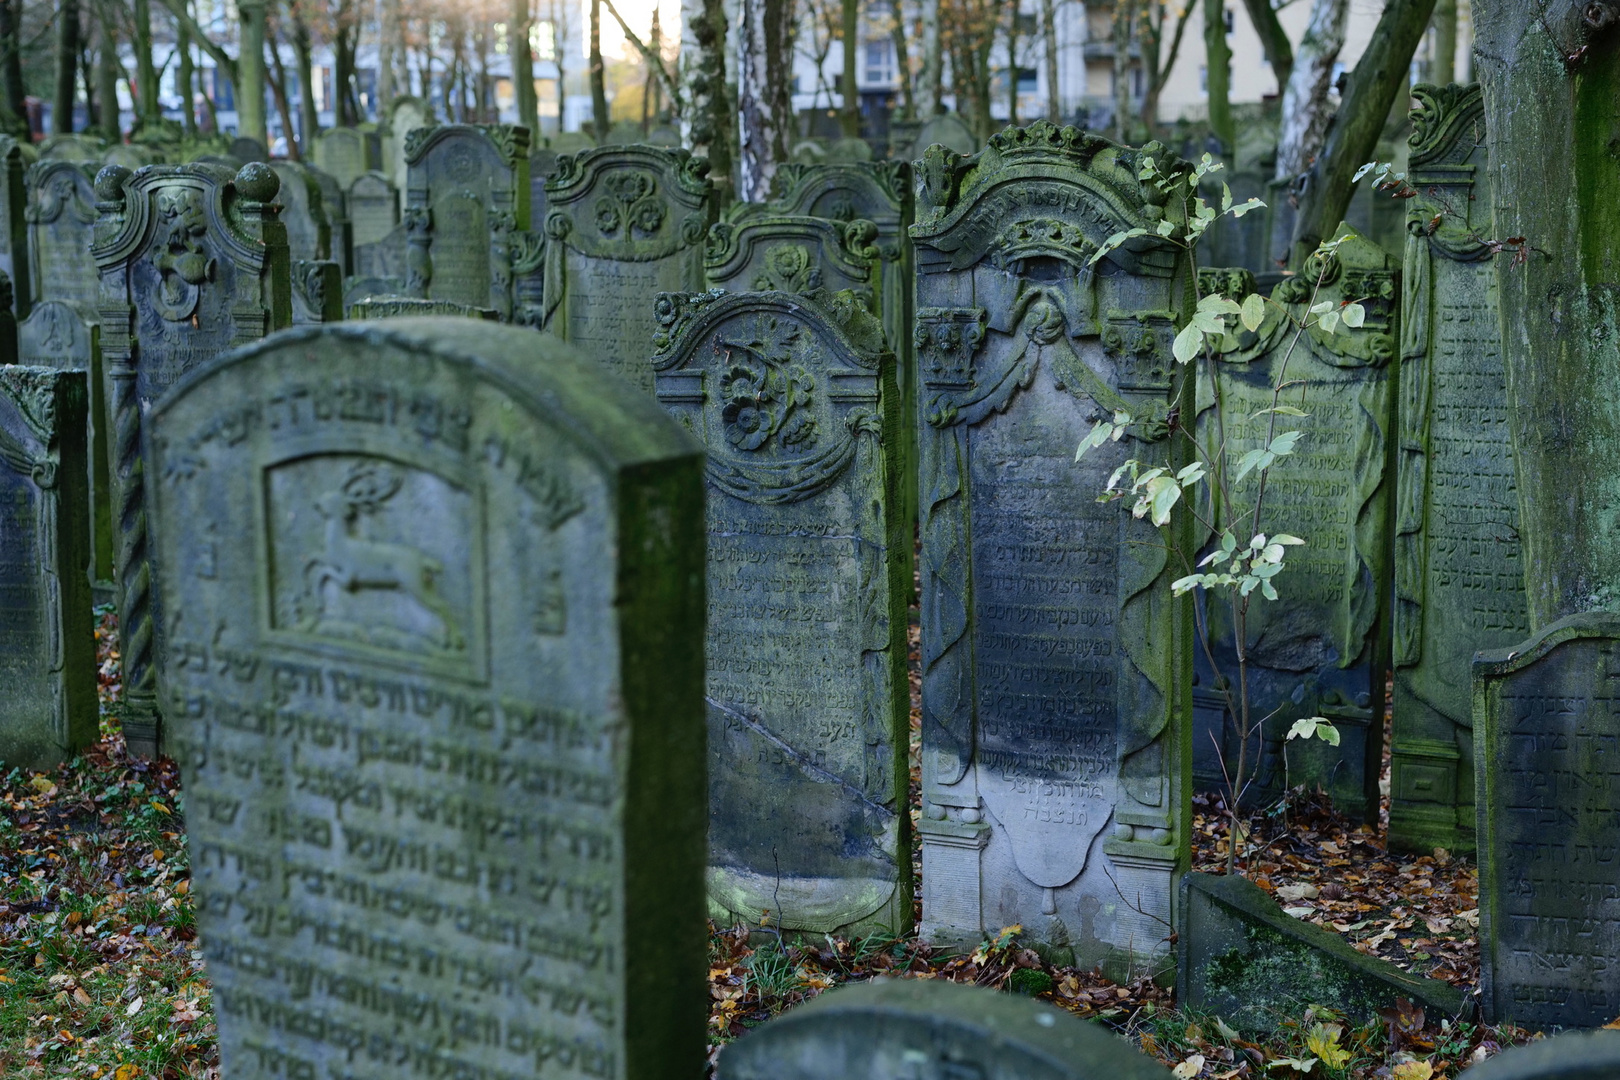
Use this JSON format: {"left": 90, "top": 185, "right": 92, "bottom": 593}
{"left": 1224, "top": 9, "right": 1233, "bottom": 33}
{"left": 1017, "top": 67, "right": 1038, "bottom": 93}
{"left": 864, "top": 39, "right": 895, "bottom": 85}
{"left": 1199, "top": 64, "right": 1207, "bottom": 94}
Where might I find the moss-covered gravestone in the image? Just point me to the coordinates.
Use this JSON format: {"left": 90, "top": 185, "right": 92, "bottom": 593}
{"left": 18, "top": 301, "right": 113, "bottom": 591}
{"left": 704, "top": 214, "right": 883, "bottom": 307}
{"left": 1464, "top": 1031, "right": 1620, "bottom": 1079}
{"left": 541, "top": 146, "right": 715, "bottom": 393}
{"left": 0, "top": 134, "right": 32, "bottom": 319}
{"left": 348, "top": 171, "right": 398, "bottom": 253}
{"left": 312, "top": 126, "right": 379, "bottom": 190}
{"left": 146, "top": 319, "right": 708, "bottom": 1080}
{"left": 1193, "top": 228, "right": 1397, "bottom": 824}
{"left": 1389, "top": 84, "right": 1528, "bottom": 856}
{"left": 911, "top": 122, "right": 1193, "bottom": 972}
{"left": 0, "top": 366, "right": 97, "bottom": 770}
{"left": 92, "top": 161, "right": 292, "bottom": 757}
{"left": 26, "top": 160, "right": 100, "bottom": 308}
{"left": 1475, "top": 613, "right": 1620, "bottom": 1028}
{"left": 652, "top": 289, "right": 911, "bottom": 936}
{"left": 403, "top": 125, "right": 530, "bottom": 321}
{"left": 290, "top": 260, "right": 343, "bottom": 324}
{"left": 309, "top": 166, "right": 352, "bottom": 277}
{"left": 268, "top": 161, "right": 333, "bottom": 265}
{"left": 39, "top": 133, "right": 106, "bottom": 162}
{"left": 381, "top": 97, "right": 429, "bottom": 189}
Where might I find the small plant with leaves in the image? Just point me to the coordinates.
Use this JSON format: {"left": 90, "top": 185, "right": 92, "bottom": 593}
{"left": 1079, "top": 153, "right": 1372, "bottom": 872}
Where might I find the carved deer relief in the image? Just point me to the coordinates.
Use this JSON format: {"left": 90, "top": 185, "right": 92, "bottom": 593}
{"left": 299, "top": 462, "right": 465, "bottom": 652}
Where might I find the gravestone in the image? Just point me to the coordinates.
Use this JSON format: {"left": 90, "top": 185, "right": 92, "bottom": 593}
{"left": 18, "top": 301, "right": 114, "bottom": 591}
{"left": 827, "top": 137, "right": 874, "bottom": 163}
{"left": 1475, "top": 612, "right": 1620, "bottom": 1029}
{"left": 530, "top": 148, "right": 558, "bottom": 230}
{"left": 1390, "top": 84, "right": 1527, "bottom": 856}
{"left": 347, "top": 171, "right": 398, "bottom": 250}
{"left": 550, "top": 131, "right": 596, "bottom": 154}
{"left": 911, "top": 122, "right": 1193, "bottom": 973}
{"left": 309, "top": 165, "right": 352, "bottom": 275}
{"left": 0, "top": 366, "right": 97, "bottom": 771}
{"left": 1192, "top": 230, "right": 1398, "bottom": 823}
{"left": 290, "top": 260, "right": 342, "bottom": 323}
{"left": 26, "top": 159, "right": 100, "bottom": 307}
{"left": 1465, "top": 1030, "right": 1620, "bottom": 1079}
{"left": 269, "top": 160, "right": 333, "bottom": 264}
{"left": 704, "top": 214, "right": 881, "bottom": 303}
{"left": 381, "top": 96, "right": 429, "bottom": 188}
{"left": 718, "top": 978, "right": 1174, "bottom": 1080}
{"left": 403, "top": 124, "right": 530, "bottom": 320}
{"left": 347, "top": 296, "right": 498, "bottom": 319}
{"left": 39, "top": 133, "right": 106, "bottom": 162}
{"left": 541, "top": 145, "right": 714, "bottom": 393}
{"left": 312, "top": 126, "right": 379, "bottom": 190}
{"left": 229, "top": 136, "right": 269, "bottom": 164}
{"left": 912, "top": 112, "right": 977, "bottom": 157}
{"left": 0, "top": 134, "right": 32, "bottom": 319}
{"left": 92, "top": 160, "right": 292, "bottom": 757}
{"left": 652, "top": 289, "right": 911, "bottom": 936}
{"left": 145, "top": 318, "right": 708, "bottom": 1080}
{"left": 104, "top": 143, "right": 166, "bottom": 170}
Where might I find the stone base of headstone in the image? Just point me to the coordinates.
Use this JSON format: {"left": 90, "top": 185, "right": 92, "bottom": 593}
{"left": 717, "top": 978, "right": 1174, "bottom": 1080}
{"left": 1389, "top": 735, "right": 1473, "bottom": 856}
{"left": 1177, "top": 873, "right": 1468, "bottom": 1034}
{"left": 917, "top": 816, "right": 990, "bottom": 944}
{"left": 1462, "top": 1030, "right": 1620, "bottom": 1080}
{"left": 118, "top": 706, "right": 161, "bottom": 759}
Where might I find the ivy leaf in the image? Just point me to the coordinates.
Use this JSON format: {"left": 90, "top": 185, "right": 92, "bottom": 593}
{"left": 1318, "top": 307, "right": 1340, "bottom": 334}
{"left": 1341, "top": 302, "right": 1366, "bottom": 328}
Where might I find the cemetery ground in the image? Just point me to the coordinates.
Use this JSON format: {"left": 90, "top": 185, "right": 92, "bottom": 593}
{"left": 0, "top": 614, "right": 1532, "bottom": 1080}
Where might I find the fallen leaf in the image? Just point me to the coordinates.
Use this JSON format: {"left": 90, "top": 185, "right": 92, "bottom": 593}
{"left": 1277, "top": 884, "right": 1320, "bottom": 902}
{"left": 1173, "top": 1054, "right": 1206, "bottom": 1078}
{"left": 125, "top": 995, "right": 143, "bottom": 1017}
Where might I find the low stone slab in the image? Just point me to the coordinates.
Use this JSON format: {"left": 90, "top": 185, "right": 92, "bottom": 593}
{"left": 717, "top": 978, "right": 1172, "bottom": 1080}
{"left": 1177, "top": 873, "right": 1467, "bottom": 1033}
{"left": 1465, "top": 1031, "right": 1620, "bottom": 1079}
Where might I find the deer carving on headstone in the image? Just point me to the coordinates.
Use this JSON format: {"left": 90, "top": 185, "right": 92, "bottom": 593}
{"left": 302, "top": 462, "right": 465, "bottom": 651}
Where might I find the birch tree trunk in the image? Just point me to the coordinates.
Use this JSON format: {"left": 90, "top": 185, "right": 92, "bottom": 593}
{"left": 1274, "top": 0, "right": 1347, "bottom": 180}
{"left": 737, "top": 0, "right": 796, "bottom": 200}
{"left": 55, "top": 0, "right": 80, "bottom": 134}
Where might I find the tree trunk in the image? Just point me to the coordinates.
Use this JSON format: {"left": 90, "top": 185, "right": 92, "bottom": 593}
{"left": 1430, "top": 0, "right": 1455, "bottom": 85}
{"left": 333, "top": 4, "right": 358, "bottom": 126}
{"left": 1238, "top": 0, "right": 1291, "bottom": 91}
{"left": 238, "top": 0, "right": 269, "bottom": 144}
{"left": 265, "top": 28, "right": 299, "bottom": 158}
{"left": 891, "top": 9, "right": 913, "bottom": 119}
{"left": 1111, "top": 0, "right": 1136, "bottom": 142}
{"left": 1204, "top": 0, "right": 1232, "bottom": 151}
{"left": 0, "top": 0, "right": 29, "bottom": 136}
{"left": 55, "top": 0, "right": 80, "bottom": 134}
{"left": 737, "top": 0, "right": 796, "bottom": 200}
{"left": 1142, "top": 0, "right": 1194, "bottom": 135}
{"left": 589, "top": 0, "right": 609, "bottom": 139}
{"left": 840, "top": 0, "right": 860, "bottom": 136}
{"left": 1040, "top": 0, "right": 1059, "bottom": 119}
{"left": 1286, "top": 0, "right": 1435, "bottom": 267}
{"left": 513, "top": 0, "right": 537, "bottom": 133}
{"left": 1274, "top": 0, "right": 1347, "bottom": 180}
{"left": 920, "top": 0, "right": 942, "bottom": 114}
{"left": 681, "top": 0, "right": 732, "bottom": 194}
{"left": 291, "top": 6, "right": 317, "bottom": 146}
{"left": 377, "top": 0, "right": 400, "bottom": 109}
{"left": 553, "top": 0, "right": 568, "bottom": 132}
{"left": 1005, "top": 1, "right": 1019, "bottom": 127}
{"left": 96, "top": 0, "right": 120, "bottom": 141}
{"left": 1473, "top": 0, "right": 1620, "bottom": 628}
{"left": 133, "top": 0, "right": 160, "bottom": 123}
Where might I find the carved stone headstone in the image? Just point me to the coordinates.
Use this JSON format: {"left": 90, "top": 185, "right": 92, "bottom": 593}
{"left": 92, "top": 160, "right": 292, "bottom": 756}
{"left": 704, "top": 214, "right": 882, "bottom": 304}
{"left": 1390, "top": 84, "right": 1527, "bottom": 856}
{"left": 312, "top": 126, "right": 379, "bottom": 190}
{"left": 912, "top": 112, "right": 977, "bottom": 158}
{"left": 0, "top": 134, "right": 33, "bottom": 319}
{"left": 26, "top": 160, "right": 100, "bottom": 307}
{"left": 1475, "top": 612, "right": 1620, "bottom": 1029}
{"left": 653, "top": 289, "right": 911, "bottom": 936}
{"left": 309, "top": 165, "right": 352, "bottom": 276}
{"left": 18, "top": 301, "right": 113, "bottom": 590}
{"left": 347, "top": 296, "right": 498, "bottom": 319}
{"left": 39, "top": 133, "right": 107, "bottom": 162}
{"left": 541, "top": 146, "right": 714, "bottom": 393}
{"left": 911, "top": 123, "right": 1193, "bottom": 973}
{"left": 347, "top": 171, "right": 399, "bottom": 250}
{"left": 0, "top": 366, "right": 97, "bottom": 770}
{"left": 1193, "top": 228, "right": 1398, "bottom": 824}
{"left": 268, "top": 161, "right": 332, "bottom": 264}
{"left": 382, "top": 96, "right": 429, "bottom": 188}
{"left": 403, "top": 124, "right": 530, "bottom": 320}
{"left": 146, "top": 318, "right": 708, "bottom": 1080}
{"left": 290, "top": 260, "right": 342, "bottom": 324}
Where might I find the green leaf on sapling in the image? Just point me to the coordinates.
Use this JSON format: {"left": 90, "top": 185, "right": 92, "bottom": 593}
{"left": 1240, "top": 292, "right": 1266, "bottom": 331}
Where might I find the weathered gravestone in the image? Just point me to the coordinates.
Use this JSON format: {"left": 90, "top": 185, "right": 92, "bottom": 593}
{"left": 1475, "top": 612, "right": 1620, "bottom": 1029}
{"left": 92, "top": 161, "right": 292, "bottom": 757}
{"left": 104, "top": 143, "right": 166, "bottom": 170}
{"left": 827, "top": 137, "right": 874, "bottom": 163}
{"left": 146, "top": 318, "right": 708, "bottom": 1080}
{"left": 269, "top": 161, "right": 333, "bottom": 264}
{"left": 39, "top": 133, "right": 107, "bottom": 162}
{"left": 230, "top": 137, "right": 270, "bottom": 164}
{"left": 309, "top": 166, "right": 352, "bottom": 276}
{"left": 1192, "top": 228, "right": 1398, "bottom": 824}
{"left": 911, "top": 122, "right": 1193, "bottom": 971}
{"left": 0, "top": 134, "right": 33, "bottom": 318}
{"left": 1465, "top": 1030, "right": 1620, "bottom": 1079}
{"left": 290, "top": 260, "right": 342, "bottom": 324}
{"left": 652, "top": 288, "right": 911, "bottom": 936}
{"left": 0, "top": 366, "right": 98, "bottom": 770}
{"left": 346, "top": 296, "right": 498, "bottom": 319}
{"left": 18, "top": 301, "right": 114, "bottom": 591}
{"left": 718, "top": 978, "right": 1174, "bottom": 1080}
{"left": 403, "top": 124, "right": 530, "bottom": 320}
{"left": 381, "top": 96, "right": 429, "bottom": 189}
{"left": 348, "top": 171, "right": 399, "bottom": 252}
{"left": 912, "top": 112, "right": 978, "bottom": 158}
{"left": 704, "top": 214, "right": 882, "bottom": 305}
{"left": 530, "top": 148, "right": 558, "bottom": 233}
{"left": 1390, "top": 84, "right": 1527, "bottom": 856}
{"left": 26, "top": 159, "right": 100, "bottom": 307}
{"left": 312, "top": 126, "right": 379, "bottom": 190}
{"left": 541, "top": 146, "right": 714, "bottom": 393}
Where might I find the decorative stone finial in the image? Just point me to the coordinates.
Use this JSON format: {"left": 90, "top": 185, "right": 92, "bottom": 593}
{"left": 94, "top": 165, "right": 132, "bottom": 204}
{"left": 233, "top": 162, "right": 280, "bottom": 204}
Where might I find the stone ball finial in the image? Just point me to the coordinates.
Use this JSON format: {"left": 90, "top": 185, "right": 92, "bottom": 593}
{"left": 94, "top": 164, "right": 132, "bottom": 203}
{"left": 234, "top": 161, "right": 280, "bottom": 203}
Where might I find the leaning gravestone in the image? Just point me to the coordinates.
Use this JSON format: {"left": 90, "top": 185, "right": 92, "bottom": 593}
{"left": 652, "top": 289, "right": 911, "bottom": 936}
{"left": 718, "top": 978, "right": 1174, "bottom": 1080}
{"left": 0, "top": 134, "right": 33, "bottom": 318}
{"left": 146, "top": 318, "right": 708, "bottom": 1080}
{"left": 403, "top": 124, "right": 530, "bottom": 320}
{"left": 26, "top": 159, "right": 100, "bottom": 307}
{"left": 18, "top": 301, "right": 114, "bottom": 591}
{"left": 312, "top": 126, "right": 379, "bottom": 190}
{"left": 1193, "top": 227, "right": 1398, "bottom": 824}
{"left": 541, "top": 145, "right": 714, "bottom": 393}
{"left": 911, "top": 122, "right": 1192, "bottom": 973}
{"left": 381, "top": 96, "right": 429, "bottom": 188}
{"left": 92, "top": 161, "right": 292, "bottom": 757}
{"left": 1475, "top": 612, "right": 1620, "bottom": 1029}
{"left": 0, "top": 366, "right": 98, "bottom": 771}
{"left": 1390, "top": 84, "right": 1527, "bottom": 856}
{"left": 268, "top": 161, "right": 333, "bottom": 264}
